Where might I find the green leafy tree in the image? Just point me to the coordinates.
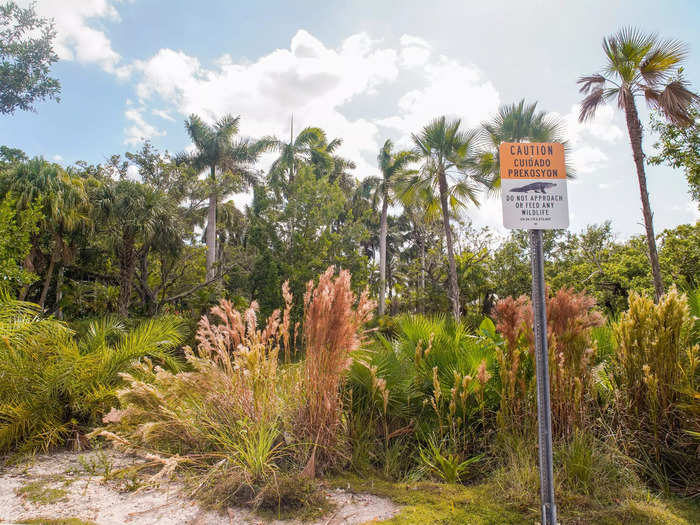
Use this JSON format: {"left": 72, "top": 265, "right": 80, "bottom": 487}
{"left": 0, "top": 1, "right": 60, "bottom": 114}
{"left": 1, "top": 158, "right": 87, "bottom": 309}
{"left": 578, "top": 27, "right": 699, "bottom": 300}
{"left": 177, "top": 114, "right": 265, "bottom": 280}
{"left": 409, "top": 116, "right": 486, "bottom": 321}
{"left": 648, "top": 107, "right": 700, "bottom": 207}
{"left": 0, "top": 195, "right": 40, "bottom": 291}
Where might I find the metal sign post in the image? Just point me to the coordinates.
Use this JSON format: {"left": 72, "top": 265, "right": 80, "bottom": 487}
{"left": 500, "top": 142, "right": 566, "bottom": 525}
{"left": 529, "top": 229, "right": 557, "bottom": 525}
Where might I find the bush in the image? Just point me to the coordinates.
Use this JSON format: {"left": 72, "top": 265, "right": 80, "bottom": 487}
{"left": 99, "top": 267, "right": 375, "bottom": 509}
{"left": 613, "top": 288, "right": 699, "bottom": 493}
{"left": 347, "top": 314, "right": 498, "bottom": 477}
{"left": 0, "top": 294, "right": 183, "bottom": 453}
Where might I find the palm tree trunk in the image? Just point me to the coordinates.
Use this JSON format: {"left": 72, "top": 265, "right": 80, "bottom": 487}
{"left": 437, "top": 170, "right": 461, "bottom": 321}
{"left": 38, "top": 256, "right": 55, "bottom": 309}
{"left": 378, "top": 194, "right": 389, "bottom": 317}
{"left": 206, "top": 166, "right": 217, "bottom": 281}
{"left": 55, "top": 264, "right": 64, "bottom": 320}
{"left": 118, "top": 231, "right": 136, "bottom": 317}
{"left": 623, "top": 98, "right": 664, "bottom": 301}
{"left": 419, "top": 231, "right": 426, "bottom": 315}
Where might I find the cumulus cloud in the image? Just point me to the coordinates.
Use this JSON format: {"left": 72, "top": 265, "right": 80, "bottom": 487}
{"left": 547, "top": 104, "right": 624, "bottom": 175}
{"left": 375, "top": 56, "right": 500, "bottom": 140}
{"left": 132, "top": 30, "right": 401, "bottom": 175}
{"left": 124, "top": 107, "right": 164, "bottom": 145}
{"left": 399, "top": 34, "right": 431, "bottom": 67}
{"left": 20, "top": 0, "right": 130, "bottom": 78}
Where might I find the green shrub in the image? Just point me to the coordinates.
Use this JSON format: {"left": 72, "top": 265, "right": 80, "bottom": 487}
{"left": 347, "top": 314, "right": 498, "bottom": 477}
{"left": 0, "top": 294, "right": 183, "bottom": 453}
{"left": 613, "top": 288, "right": 699, "bottom": 493}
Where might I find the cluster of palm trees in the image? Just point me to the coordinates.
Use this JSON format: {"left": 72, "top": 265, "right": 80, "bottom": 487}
{"left": 170, "top": 28, "right": 699, "bottom": 321}
{"left": 1, "top": 28, "right": 695, "bottom": 320}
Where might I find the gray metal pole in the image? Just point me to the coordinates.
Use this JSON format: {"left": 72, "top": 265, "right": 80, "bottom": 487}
{"left": 529, "top": 229, "right": 557, "bottom": 525}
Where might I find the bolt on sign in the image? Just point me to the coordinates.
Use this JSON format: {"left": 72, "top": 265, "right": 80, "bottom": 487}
{"left": 500, "top": 142, "right": 569, "bottom": 229}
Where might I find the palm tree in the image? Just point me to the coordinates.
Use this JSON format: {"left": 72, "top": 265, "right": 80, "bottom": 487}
{"left": 409, "top": 117, "right": 486, "bottom": 321}
{"left": 374, "top": 139, "right": 415, "bottom": 317}
{"left": 2, "top": 158, "right": 87, "bottom": 309}
{"left": 177, "top": 114, "right": 264, "bottom": 280}
{"left": 477, "top": 100, "right": 568, "bottom": 189}
{"left": 268, "top": 122, "right": 326, "bottom": 192}
{"left": 95, "top": 179, "right": 172, "bottom": 316}
{"left": 578, "top": 28, "right": 699, "bottom": 300}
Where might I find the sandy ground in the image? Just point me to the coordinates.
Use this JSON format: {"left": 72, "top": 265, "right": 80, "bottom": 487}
{"left": 0, "top": 450, "right": 397, "bottom": 525}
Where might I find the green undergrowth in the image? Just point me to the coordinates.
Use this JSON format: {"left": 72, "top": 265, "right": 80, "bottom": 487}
{"left": 16, "top": 476, "right": 73, "bottom": 505}
{"left": 331, "top": 474, "right": 700, "bottom": 525}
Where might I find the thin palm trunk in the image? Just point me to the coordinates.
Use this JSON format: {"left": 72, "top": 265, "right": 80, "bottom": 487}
{"left": 206, "top": 166, "right": 217, "bottom": 281}
{"left": 437, "top": 170, "right": 460, "bottom": 321}
{"left": 55, "top": 264, "right": 64, "bottom": 319}
{"left": 378, "top": 194, "right": 389, "bottom": 317}
{"left": 38, "top": 256, "right": 55, "bottom": 309}
{"left": 623, "top": 98, "right": 664, "bottom": 300}
{"left": 419, "top": 232, "right": 426, "bottom": 314}
{"left": 118, "top": 231, "right": 136, "bottom": 317}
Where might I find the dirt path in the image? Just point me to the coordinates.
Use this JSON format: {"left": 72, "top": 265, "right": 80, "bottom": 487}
{"left": 0, "top": 450, "right": 397, "bottom": 525}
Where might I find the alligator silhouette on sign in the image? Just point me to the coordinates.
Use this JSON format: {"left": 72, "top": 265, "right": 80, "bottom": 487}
{"left": 510, "top": 182, "right": 557, "bottom": 194}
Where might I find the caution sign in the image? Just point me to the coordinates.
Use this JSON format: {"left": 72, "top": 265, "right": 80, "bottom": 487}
{"left": 500, "top": 142, "right": 569, "bottom": 230}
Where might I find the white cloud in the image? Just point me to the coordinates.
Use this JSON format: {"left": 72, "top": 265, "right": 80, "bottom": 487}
{"left": 124, "top": 107, "right": 164, "bottom": 145}
{"left": 399, "top": 34, "right": 431, "bottom": 68}
{"left": 560, "top": 104, "right": 624, "bottom": 145}
{"left": 132, "top": 30, "right": 401, "bottom": 177}
{"left": 376, "top": 56, "right": 500, "bottom": 137}
{"left": 52, "top": 154, "right": 63, "bottom": 162}
{"left": 22, "top": 0, "right": 130, "bottom": 77}
{"left": 570, "top": 145, "right": 609, "bottom": 174}
{"left": 152, "top": 108, "right": 175, "bottom": 122}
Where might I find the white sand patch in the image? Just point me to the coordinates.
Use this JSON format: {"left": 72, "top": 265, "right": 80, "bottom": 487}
{"left": 0, "top": 450, "right": 397, "bottom": 525}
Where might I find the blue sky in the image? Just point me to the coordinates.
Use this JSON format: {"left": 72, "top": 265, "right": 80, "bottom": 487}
{"left": 2, "top": 0, "right": 699, "bottom": 237}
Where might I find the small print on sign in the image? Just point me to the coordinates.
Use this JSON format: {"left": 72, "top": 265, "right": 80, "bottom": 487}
{"left": 499, "top": 142, "right": 569, "bottom": 230}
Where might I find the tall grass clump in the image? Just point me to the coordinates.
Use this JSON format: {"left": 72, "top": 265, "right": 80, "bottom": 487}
{"left": 0, "top": 294, "right": 182, "bottom": 454}
{"left": 298, "top": 266, "right": 375, "bottom": 477}
{"left": 100, "top": 268, "right": 375, "bottom": 510}
{"left": 99, "top": 296, "right": 299, "bottom": 508}
{"left": 613, "top": 288, "right": 699, "bottom": 494}
{"left": 492, "top": 288, "right": 604, "bottom": 438}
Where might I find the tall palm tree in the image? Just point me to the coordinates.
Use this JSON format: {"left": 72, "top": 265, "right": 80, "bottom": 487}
{"left": 409, "top": 117, "right": 486, "bottom": 321}
{"left": 374, "top": 139, "right": 415, "bottom": 317}
{"left": 477, "top": 99, "right": 568, "bottom": 190}
{"left": 177, "top": 114, "right": 264, "bottom": 280}
{"left": 578, "top": 28, "right": 699, "bottom": 300}
{"left": 2, "top": 158, "right": 87, "bottom": 309}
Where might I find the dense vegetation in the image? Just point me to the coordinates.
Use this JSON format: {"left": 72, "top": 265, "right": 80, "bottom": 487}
{"left": 1, "top": 7, "right": 699, "bottom": 523}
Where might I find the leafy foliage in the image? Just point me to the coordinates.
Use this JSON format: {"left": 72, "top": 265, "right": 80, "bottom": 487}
{"left": 0, "top": 295, "right": 183, "bottom": 453}
{"left": 0, "top": 1, "right": 61, "bottom": 114}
